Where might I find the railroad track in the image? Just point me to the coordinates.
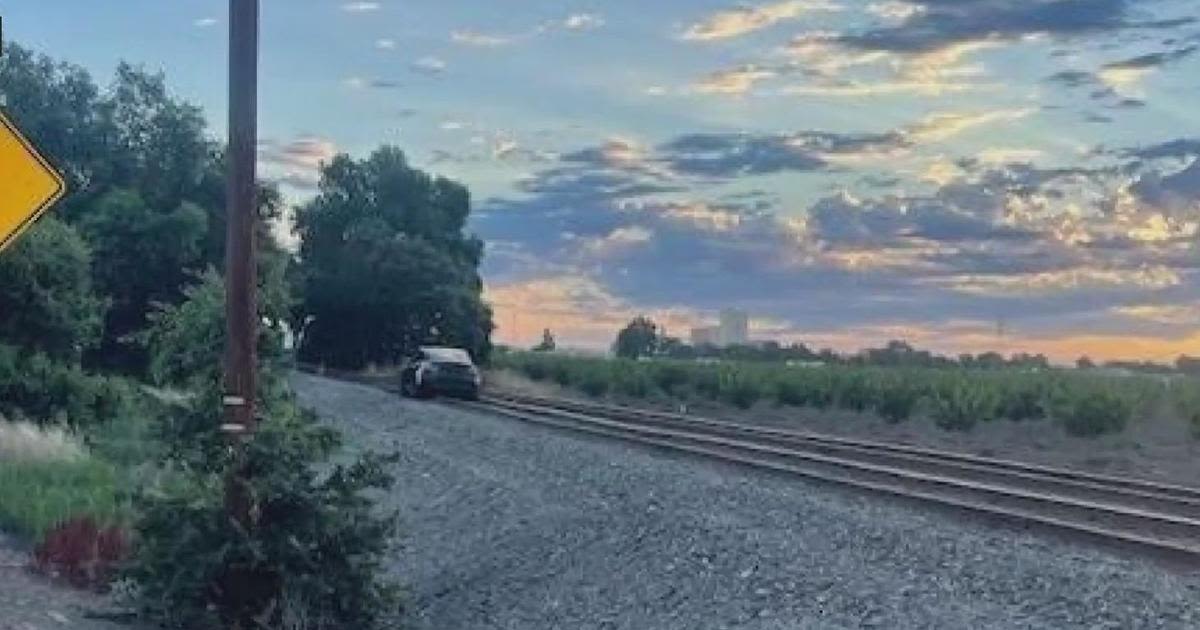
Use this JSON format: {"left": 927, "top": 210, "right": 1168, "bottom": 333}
{"left": 451, "top": 390, "right": 1200, "bottom": 566}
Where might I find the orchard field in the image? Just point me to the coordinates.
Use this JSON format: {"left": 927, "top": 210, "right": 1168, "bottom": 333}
{"left": 496, "top": 351, "right": 1200, "bottom": 440}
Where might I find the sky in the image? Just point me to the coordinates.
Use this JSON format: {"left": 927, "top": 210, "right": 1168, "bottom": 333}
{"left": 2, "top": 0, "right": 1198, "bottom": 362}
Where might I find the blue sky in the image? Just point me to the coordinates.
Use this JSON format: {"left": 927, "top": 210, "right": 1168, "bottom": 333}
{"left": 3, "top": 0, "right": 1199, "bottom": 360}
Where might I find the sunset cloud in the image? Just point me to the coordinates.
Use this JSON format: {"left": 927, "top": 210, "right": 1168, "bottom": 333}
{"left": 904, "top": 109, "right": 1036, "bottom": 143}
{"left": 161, "top": 0, "right": 1200, "bottom": 360}
{"left": 258, "top": 136, "right": 338, "bottom": 190}
{"left": 690, "top": 65, "right": 777, "bottom": 95}
{"left": 681, "top": 1, "right": 842, "bottom": 42}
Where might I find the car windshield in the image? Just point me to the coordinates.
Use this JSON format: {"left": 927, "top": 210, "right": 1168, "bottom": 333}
{"left": 422, "top": 347, "right": 473, "bottom": 365}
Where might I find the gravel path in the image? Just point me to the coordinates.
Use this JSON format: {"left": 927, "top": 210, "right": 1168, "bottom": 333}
{"left": 292, "top": 372, "right": 1200, "bottom": 630}
{"left": 0, "top": 534, "right": 131, "bottom": 630}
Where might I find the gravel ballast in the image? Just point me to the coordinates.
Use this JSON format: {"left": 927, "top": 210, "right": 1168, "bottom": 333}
{"left": 292, "top": 372, "right": 1200, "bottom": 630}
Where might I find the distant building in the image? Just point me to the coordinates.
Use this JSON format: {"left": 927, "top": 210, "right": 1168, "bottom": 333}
{"left": 718, "top": 309, "right": 749, "bottom": 346}
{"left": 690, "top": 309, "right": 750, "bottom": 347}
{"left": 690, "top": 326, "right": 719, "bottom": 346}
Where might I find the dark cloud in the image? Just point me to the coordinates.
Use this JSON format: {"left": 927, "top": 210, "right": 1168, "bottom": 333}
{"left": 550, "top": 130, "right": 909, "bottom": 184}
{"left": 658, "top": 130, "right": 905, "bottom": 179}
{"left": 477, "top": 123, "right": 1197, "bottom": 335}
{"left": 1045, "top": 42, "right": 1196, "bottom": 107}
{"left": 807, "top": 180, "right": 1045, "bottom": 250}
{"left": 1130, "top": 158, "right": 1200, "bottom": 209}
{"left": 518, "top": 169, "right": 679, "bottom": 200}
{"left": 360, "top": 78, "right": 403, "bottom": 90}
{"left": 1101, "top": 44, "right": 1198, "bottom": 70}
{"left": 860, "top": 174, "right": 903, "bottom": 189}
{"left": 840, "top": 0, "right": 1137, "bottom": 54}
{"left": 954, "top": 161, "right": 1105, "bottom": 192}
{"left": 1127, "top": 138, "right": 1200, "bottom": 160}
{"left": 1112, "top": 96, "right": 1147, "bottom": 108}
{"left": 1084, "top": 112, "right": 1115, "bottom": 123}
{"left": 1046, "top": 69, "right": 1096, "bottom": 87}
{"left": 660, "top": 133, "right": 827, "bottom": 177}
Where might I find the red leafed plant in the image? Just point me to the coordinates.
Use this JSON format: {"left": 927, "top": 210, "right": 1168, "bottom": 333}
{"left": 33, "top": 517, "right": 130, "bottom": 590}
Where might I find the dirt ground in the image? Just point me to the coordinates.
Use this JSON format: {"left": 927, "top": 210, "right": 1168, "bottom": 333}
{"left": 485, "top": 369, "right": 1200, "bottom": 489}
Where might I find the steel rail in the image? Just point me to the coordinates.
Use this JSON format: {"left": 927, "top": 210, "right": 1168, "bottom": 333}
{"left": 455, "top": 393, "right": 1200, "bottom": 565}
{"left": 485, "top": 392, "right": 1200, "bottom": 508}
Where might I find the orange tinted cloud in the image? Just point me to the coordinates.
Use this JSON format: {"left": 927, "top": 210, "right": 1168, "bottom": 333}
{"left": 487, "top": 278, "right": 1199, "bottom": 363}
{"left": 485, "top": 276, "right": 703, "bottom": 349}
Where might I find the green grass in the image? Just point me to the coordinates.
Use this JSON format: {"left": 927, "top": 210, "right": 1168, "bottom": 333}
{"left": 0, "top": 394, "right": 159, "bottom": 543}
{"left": 0, "top": 456, "right": 124, "bottom": 541}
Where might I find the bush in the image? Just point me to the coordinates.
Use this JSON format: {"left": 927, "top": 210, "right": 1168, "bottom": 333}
{"left": 127, "top": 395, "right": 402, "bottom": 629}
{"left": 493, "top": 352, "right": 1174, "bottom": 438}
{"left": 0, "top": 345, "right": 137, "bottom": 429}
{"left": 996, "top": 378, "right": 1047, "bottom": 422}
{"left": 1175, "top": 382, "right": 1200, "bottom": 437}
{"left": 875, "top": 379, "right": 920, "bottom": 423}
{"left": 650, "top": 362, "right": 690, "bottom": 394}
{"left": 1052, "top": 388, "right": 1131, "bottom": 437}
{"left": 930, "top": 378, "right": 997, "bottom": 431}
{"left": 773, "top": 376, "right": 807, "bottom": 406}
{"left": 832, "top": 371, "right": 873, "bottom": 412}
{"left": 523, "top": 360, "right": 548, "bottom": 381}
{"left": 549, "top": 360, "right": 572, "bottom": 387}
{"left": 612, "top": 363, "right": 652, "bottom": 398}
{"left": 688, "top": 366, "right": 722, "bottom": 400}
{"left": 578, "top": 367, "right": 611, "bottom": 397}
{"left": 142, "top": 270, "right": 292, "bottom": 389}
{"left": 719, "top": 369, "right": 761, "bottom": 409}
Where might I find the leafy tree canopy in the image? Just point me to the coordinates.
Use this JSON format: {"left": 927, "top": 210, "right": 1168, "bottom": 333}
{"left": 295, "top": 147, "right": 493, "bottom": 368}
{"left": 1, "top": 43, "right": 288, "bottom": 375}
{"left": 0, "top": 218, "right": 105, "bottom": 361}
{"left": 614, "top": 316, "right": 659, "bottom": 359}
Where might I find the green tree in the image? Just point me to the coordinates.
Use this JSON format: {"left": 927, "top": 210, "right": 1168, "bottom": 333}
{"left": 0, "top": 44, "right": 113, "bottom": 216}
{"left": 2, "top": 44, "right": 236, "bottom": 375}
{"left": 295, "top": 147, "right": 493, "bottom": 368}
{"left": 1177, "top": 355, "right": 1200, "bottom": 375}
{"left": 76, "top": 190, "right": 208, "bottom": 371}
{"left": 0, "top": 218, "right": 105, "bottom": 361}
{"left": 614, "top": 316, "right": 659, "bottom": 359}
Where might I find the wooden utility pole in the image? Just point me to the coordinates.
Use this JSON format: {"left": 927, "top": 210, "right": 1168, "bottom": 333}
{"left": 223, "top": 0, "right": 260, "bottom": 523}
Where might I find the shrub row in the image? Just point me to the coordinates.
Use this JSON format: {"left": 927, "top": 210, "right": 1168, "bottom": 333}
{"left": 0, "top": 344, "right": 136, "bottom": 428}
{"left": 497, "top": 352, "right": 1159, "bottom": 437}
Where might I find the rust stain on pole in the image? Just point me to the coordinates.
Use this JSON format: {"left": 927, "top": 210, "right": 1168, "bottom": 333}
{"left": 224, "top": 0, "right": 260, "bottom": 532}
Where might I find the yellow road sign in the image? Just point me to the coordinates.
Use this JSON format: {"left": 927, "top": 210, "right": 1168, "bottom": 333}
{"left": 0, "top": 112, "right": 66, "bottom": 252}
